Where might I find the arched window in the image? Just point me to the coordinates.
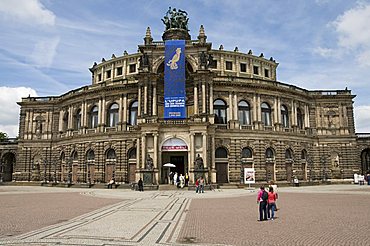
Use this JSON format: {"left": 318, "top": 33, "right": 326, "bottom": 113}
{"left": 261, "top": 102, "right": 271, "bottom": 126}
{"left": 72, "top": 151, "right": 78, "bottom": 161}
{"left": 129, "top": 100, "right": 138, "bottom": 126}
{"left": 75, "top": 109, "right": 82, "bottom": 130}
{"left": 107, "top": 103, "right": 119, "bottom": 127}
{"left": 106, "top": 149, "right": 116, "bottom": 160}
{"left": 35, "top": 116, "right": 43, "bottom": 134}
{"left": 297, "top": 108, "right": 304, "bottom": 129}
{"left": 60, "top": 152, "right": 65, "bottom": 162}
{"left": 281, "top": 105, "right": 289, "bottom": 128}
{"left": 301, "top": 149, "right": 307, "bottom": 160}
{"left": 266, "top": 148, "right": 274, "bottom": 159}
{"left": 215, "top": 147, "right": 228, "bottom": 158}
{"left": 214, "top": 99, "right": 227, "bottom": 124}
{"left": 128, "top": 148, "right": 136, "bottom": 159}
{"left": 89, "top": 106, "right": 99, "bottom": 128}
{"left": 241, "top": 147, "right": 253, "bottom": 158}
{"left": 285, "top": 149, "right": 293, "bottom": 160}
{"left": 238, "top": 100, "right": 251, "bottom": 125}
{"left": 86, "top": 150, "right": 95, "bottom": 161}
{"left": 63, "top": 112, "right": 69, "bottom": 131}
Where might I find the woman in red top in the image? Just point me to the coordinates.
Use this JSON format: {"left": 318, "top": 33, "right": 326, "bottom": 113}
{"left": 267, "top": 186, "right": 277, "bottom": 220}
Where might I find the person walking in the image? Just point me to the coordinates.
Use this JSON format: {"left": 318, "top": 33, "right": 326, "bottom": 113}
{"left": 185, "top": 173, "right": 189, "bottom": 187}
{"left": 257, "top": 186, "right": 268, "bottom": 221}
{"left": 267, "top": 186, "right": 277, "bottom": 220}
{"left": 179, "top": 174, "right": 185, "bottom": 188}
{"left": 138, "top": 178, "right": 144, "bottom": 192}
{"left": 173, "top": 172, "right": 178, "bottom": 186}
{"left": 269, "top": 180, "right": 278, "bottom": 210}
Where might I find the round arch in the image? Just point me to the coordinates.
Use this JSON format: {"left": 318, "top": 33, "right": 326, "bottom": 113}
{"left": 0, "top": 152, "right": 15, "bottom": 182}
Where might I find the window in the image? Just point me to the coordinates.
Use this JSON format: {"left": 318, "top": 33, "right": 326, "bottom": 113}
{"left": 281, "top": 105, "right": 289, "bottom": 128}
{"left": 285, "top": 149, "right": 293, "bottom": 160}
{"left": 89, "top": 106, "right": 99, "bottom": 128}
{"left": 214, "top": 99, "right": 227, "bottom": 124}
{"left": 128, "top": 148, "right": 136, "bottom": 159}
{"left": 238, "top": 100, "right": 251, "bottom": 125}
{"left": 116, "top": 67, "right": 123, "bottom": 76}
{"left": 129, "top": 64, "right": 136, "bottom": 73}
{"left": 226, "top": 61, "right": 233, "bottom": 70}
{"left": 297, "top": 108, "right": 304, "bottom": 129}
{"left": 241, "top": 147, "right": 253, "bottom": 158}
{"left": 261, "top": 102, "right": 271, "bottom": 126}
{"left": 106, "top": 70, "right": 111, "bottom": 79}
{"left": 301, "top": 149, "right": 307, "bottom": 160}
{"left": 209, "top": 59, "right": 217, "bottom": 69}
{"left": 129, "top": 100, "right": 138, "bottom": 125}
{"left": 75, "top": 109, "right": 82, "bottom": 130}
{"left": 240, "top": 63, "right": 247, "bottom": 72}
{"left": 98, "top": 74, "right": 102, "bottom": 81}
{"left": 107, "top": 103, "right": 119, "bottom": 127}
{"left": 264, "top": 69, "right": 269, "bottom": 77}
{"left": 72, "top": 151, "right": 78, "bottom": 161}
{"left": 253, "top": 66, "right": 259, "bottom": 75}
{"left": 86, "top": 150, "right": 95, "bottom": 161}
{"left": 63, "top": 112, "right": 69, "bottom": 131}
{"left": 60, "top": 152, "right": 65, "bottom": 162}
{"left": 215, "top": 147, "right": 228, "bottom": 158}
{"left": 106, "top": 149, "right": 116, "bottom": 160}
{"left": 266, "top": 148, "right": 274, "bottom": 159}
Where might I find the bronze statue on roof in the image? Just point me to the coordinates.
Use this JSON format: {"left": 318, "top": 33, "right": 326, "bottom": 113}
{"left": 161, "top": 7, "right": 189, "bottom": 31}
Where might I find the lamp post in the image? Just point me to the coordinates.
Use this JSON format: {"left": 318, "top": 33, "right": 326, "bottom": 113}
{"left": 43, "top": 159, "right": 47, "bottom": 183}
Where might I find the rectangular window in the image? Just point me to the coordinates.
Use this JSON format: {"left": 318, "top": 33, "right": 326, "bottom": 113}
{"left": 240, "top": 63, "right": 247, "bottom": 72}
{"left": 253, "top": 66, "right": 259, "bottom": 75}
{"left": 226, "top": 61, "right": 233, "bottom": 70}
{"left": 106, "top": 70, "right": 111, "bottom": 79}
{"left": 264, "top": 69, "right": 269, "bottom": 77}
{"left": 129, "top": 64, "right": 136, "bottom": 73}
{"left": 116, "top": 67, "right": 123, "bottom": 76}
{"left": 209, "top": 60, "right": 217, "bottom": 69}
{"left": 98, "top": 74, "right": 102, "bottom": 81}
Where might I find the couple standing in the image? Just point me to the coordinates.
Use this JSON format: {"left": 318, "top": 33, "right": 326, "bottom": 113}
{"left": 257, "top": 181, "right": 278, "bottom": 221}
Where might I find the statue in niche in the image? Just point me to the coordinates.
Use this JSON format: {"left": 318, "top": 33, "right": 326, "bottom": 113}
{"left": 194, "top": 154, "right": 204, "bottom": 170}
{"left": 199, "top": 51, "right": 207, "bottom": 68}
{"left": 139, "top": 53, "right": 150, "bottom": 68}
{"left": 146, "top": 154, "right": 153, "bottom": 170}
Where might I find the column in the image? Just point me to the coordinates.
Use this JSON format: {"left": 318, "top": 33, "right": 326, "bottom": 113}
{"left": 118, "top": 95, "right": 123, "bottom": 124}
{"left": 136, "top": 138, "right": 140, "bottom": 169}
{"left": 138, "top": 85, "right": 141, "bottom": 117}
{"left": 253, "top": 94, "right": 257, "bottom": 122}
{"left": 101, "top": 97, "right": 106, "bottom": 125}
{"left": 228, "top": 92, "right": 233, "bottom": 122}
{"left": 152, "top": 84, "right": 157, "bottom": 116}
{"left": 209, "top": 83, "right": 213, "bottom": 114}
{"left": 68, "top": 106, "right": 73, "bottom": 129}
{"left": 153, "top": 134, "right": 158, "bottom": 169}
{"left": 233, "top": 93, "right": 238, "bottom": 120}
{"left": 257, "top": 95, "right": 261, "bottom": 121}
{"left": 141, "top": 134, "right": 146, "bottom": 169}
{"left": 190, "top": 133, "right": 195, "bottom": 170}
{"left": 80, "top": 102, "right": 85, "bottom": 128}
{"left": 98, "top": 98, "right": 102, "bottom": 125}
{"left": 202, "top": 133, "right": 207, "bottom": 168}
{"left": 123, "top": 94, "right": 127, "bottom": 124}
{"left": 144, "top": 84, "right": 148, "bottom": 115}
{"left": 123, "top": 59, "right": 127, "bottom": 79}
{"left": 277, "top": 97, "right": 281, "bottom": 123}
{"left": 58, "top": 110, "right": 63, "bottom": 132}
{"left": 291, "top": 100, "right": 295, "bottom": 126}
{"left": 304, "top": 105, "right": 309, "bottom": 128}
{"left": 83, "top": 101, "right": 88, "bottom": 128}
{"left": 111, "top": 63, "right": 115, "bottom": 80}
{"left": 202, "top": 82, "right": 206, "bottom": 114}
{"left": 274, "top": 97, "right": 278, "bottom": 124}
{"left": 194, "top": 84, "right": 198, "bottom": 115}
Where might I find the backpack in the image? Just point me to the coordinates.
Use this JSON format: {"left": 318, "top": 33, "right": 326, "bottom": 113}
{"left": 262, "top": 190, "right": 268, "bottom": 201}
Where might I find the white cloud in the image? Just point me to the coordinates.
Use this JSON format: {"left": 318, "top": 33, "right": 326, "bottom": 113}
{"left": 29, "top": 36, "right": 60, "bottom": 68}
{"left": 355, "top": 105, "right": 370, "bottom": 133}
{"left": 0, "top": 0, "right": 55, "bottom": 26}
{"left": 313, "top": 47, "right": 341, "bottom": 58}
{"left": 0, "top": 86, "right": 38, "bottom": 137}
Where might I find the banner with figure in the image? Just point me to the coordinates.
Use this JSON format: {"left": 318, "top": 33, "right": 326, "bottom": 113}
{"left": 164, "top": 40, "right": 186, "bottom": 119}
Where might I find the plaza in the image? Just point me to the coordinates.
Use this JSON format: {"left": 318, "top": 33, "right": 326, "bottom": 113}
{"left": 0, "top": 184, "right": 369, "bottom": 245}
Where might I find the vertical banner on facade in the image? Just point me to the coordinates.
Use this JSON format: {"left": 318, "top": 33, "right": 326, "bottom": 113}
{"left": 164, "top": 40, "right": 186, "bottom": 119}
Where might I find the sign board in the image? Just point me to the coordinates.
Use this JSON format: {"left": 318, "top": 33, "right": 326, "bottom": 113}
{"left": 164, "top": 40, "right": 186, "bottom": 119}
{"left": 244, "top": 168, "right": 255, "bottom": 184}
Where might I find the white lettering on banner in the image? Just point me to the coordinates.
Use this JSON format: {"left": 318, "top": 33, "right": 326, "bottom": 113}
{"left": 165, "top": 98, "right": 185, "bottom": 108}
{"left": 162, "top": 146, "right": 188, "bottom": 150}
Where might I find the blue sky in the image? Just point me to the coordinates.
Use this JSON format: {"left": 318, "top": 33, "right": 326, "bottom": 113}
{"left": 1, "top": 0, "right": 370, "bottom": 137}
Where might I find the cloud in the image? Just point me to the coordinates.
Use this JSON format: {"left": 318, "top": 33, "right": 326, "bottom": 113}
{"left": 355, "top": 105, "right": 370, "bottom": 133}
{"left": 29, "top": 36, "right": 60, "bottom": 68}
{"left": 0, "top": 0, "right": 55, "bottom": 26}
{"left": 0, "top": 86, "right": 38, "bottom": 137}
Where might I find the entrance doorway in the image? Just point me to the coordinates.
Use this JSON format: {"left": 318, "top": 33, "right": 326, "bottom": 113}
{"left": 216, "top": 163, "right": 228, "bottom": 183}
{"left": 1, "top": 152, "right": 15, "bottom": 182}
{"left": 161, "top": 152, "right": 188, "bottom": 184}
{"left": 170, "top": 156, "right": 185, "bottom": 175}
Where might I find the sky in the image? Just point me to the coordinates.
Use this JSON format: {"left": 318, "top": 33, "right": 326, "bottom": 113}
{"left": 0, "top": 0, "right": 370, "bottom": 137}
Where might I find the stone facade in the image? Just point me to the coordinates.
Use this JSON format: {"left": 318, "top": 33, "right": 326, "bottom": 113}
{"left": 1, "top": 16, "right": 370, "bottom": 185}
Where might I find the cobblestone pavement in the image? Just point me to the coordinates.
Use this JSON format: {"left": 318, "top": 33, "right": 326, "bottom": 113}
{"left": 0, "top": 185, "right": 369, "bottom": 245}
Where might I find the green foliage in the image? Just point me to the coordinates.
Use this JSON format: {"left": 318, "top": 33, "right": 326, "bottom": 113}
{"left": 0, "top": 132, "right": 9, "bottom": 141}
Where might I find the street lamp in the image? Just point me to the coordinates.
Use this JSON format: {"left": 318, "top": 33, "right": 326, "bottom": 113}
{"left": 43, "top": 159, "right": 47, "bottom": 183}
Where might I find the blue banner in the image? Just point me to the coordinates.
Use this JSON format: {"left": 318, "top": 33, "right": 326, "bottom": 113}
{"left": 164, "top": 40, "right": 186, "bottom": 119}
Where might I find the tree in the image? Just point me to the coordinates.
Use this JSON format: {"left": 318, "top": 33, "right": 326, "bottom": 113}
{"left": 0, "top": 132, "right": 8, "bottom": 141}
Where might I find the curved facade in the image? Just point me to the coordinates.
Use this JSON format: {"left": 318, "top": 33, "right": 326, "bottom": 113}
{"left": 2, "top": 15, "right": 370, "bottom": 186}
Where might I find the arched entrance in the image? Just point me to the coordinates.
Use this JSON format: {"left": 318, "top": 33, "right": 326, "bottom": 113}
{"left": 1, "top": 152, "right": 15, "bottom": 182}
{"left": 215, "top": 147, "right": 228, "bottom": 183}
{"left": 161, "top": 138, "right": 188, "bottom": 184}
{"left": 361, "top": 148, "right": 370, "bottom": 175}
